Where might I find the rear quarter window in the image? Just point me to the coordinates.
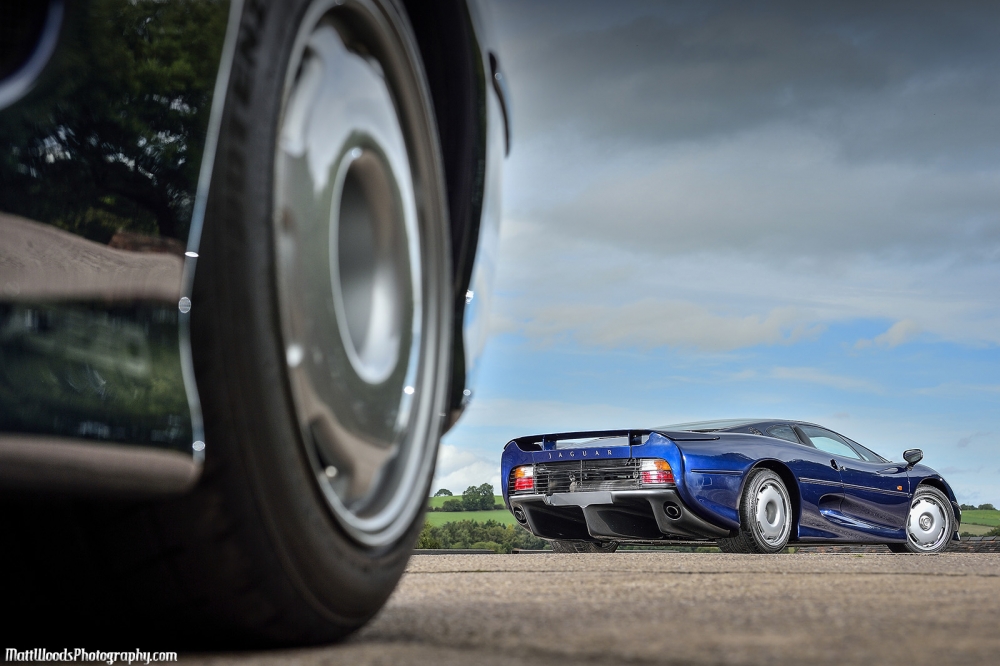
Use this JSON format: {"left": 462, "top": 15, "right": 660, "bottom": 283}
{"left": 766, "top": 424, "right": 799, "bottom": 444}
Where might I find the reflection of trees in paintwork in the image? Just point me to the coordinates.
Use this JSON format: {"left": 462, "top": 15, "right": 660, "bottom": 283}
{"left": 0, "top": 303, "right": 191, "bottom": 451}
{"left": 0, "top": 0, "right": 228, "bottom": 243}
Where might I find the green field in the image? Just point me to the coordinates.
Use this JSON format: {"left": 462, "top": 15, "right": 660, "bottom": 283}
{"left": 424, "top": 494, "right": 515, "bottom": 528}
{"left": 424, "top": 510, "right": 516, "bottom": 527}
{"left": 428, "top": 494, "right": 504, "bottom": 510}
{"left": 959, "top": 523, "right": 996, "bottom": 536}
{"left": 960, "top": 509, "right": 1000, "bottom": 527}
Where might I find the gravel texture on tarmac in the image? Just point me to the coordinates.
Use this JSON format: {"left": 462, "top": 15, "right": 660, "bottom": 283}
{"left": 189, "top": 552, "right": 1000, "bottom": 665}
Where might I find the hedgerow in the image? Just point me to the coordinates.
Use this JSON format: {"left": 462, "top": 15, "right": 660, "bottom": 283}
{"left": 417, "top": 519, "right": 549, "bottom": 553}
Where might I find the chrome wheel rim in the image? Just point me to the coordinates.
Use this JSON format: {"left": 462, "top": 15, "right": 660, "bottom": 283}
{"left": 754, "top": 480, "right": 790, "bottom": 546}
{"left": 274, "top": 0, "right": 445, "bottom": 547}
{"left": 906, "top": 495, "right": 949, "bottom": 551}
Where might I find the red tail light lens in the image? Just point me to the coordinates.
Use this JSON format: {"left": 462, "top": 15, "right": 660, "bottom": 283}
{"left": 639, "top": 459, "right": 674, "bottom": 485}
{"left": 513, "top": 465, "right": 534, "bottom": 492}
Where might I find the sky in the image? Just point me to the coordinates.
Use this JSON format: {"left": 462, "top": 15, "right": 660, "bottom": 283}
{"left": 433, "top": 0, "right": 1000, "bottom": 505}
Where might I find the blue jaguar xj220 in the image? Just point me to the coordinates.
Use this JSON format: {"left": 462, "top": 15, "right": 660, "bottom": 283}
{"left": 501, "top": 419, "right": 961, "bottom": 554}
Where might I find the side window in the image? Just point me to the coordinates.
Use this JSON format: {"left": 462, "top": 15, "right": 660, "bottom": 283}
{"left": 800, "top": 425, "right": 862, "bottom": 460}
{"left": 766, "top": 424, "right": 800, "bottom": 444}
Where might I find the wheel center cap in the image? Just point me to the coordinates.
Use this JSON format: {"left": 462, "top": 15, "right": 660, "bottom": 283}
{"left": 919, "top": 513, "right": 933, "bottom": 531}
{"left": 330, "top": 142, "right": 408, "bottom": 385}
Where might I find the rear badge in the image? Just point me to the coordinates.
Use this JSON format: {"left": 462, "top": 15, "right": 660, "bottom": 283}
{"left": 544, "top": 449, "right": 614, "bottom": 460}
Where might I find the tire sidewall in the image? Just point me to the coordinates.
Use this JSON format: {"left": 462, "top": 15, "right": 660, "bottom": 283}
{"left": 743, "top": 469, "right": 791, "bottom": 553}
{"left": 193, "top": 0, "right": 450, "bottom": 633}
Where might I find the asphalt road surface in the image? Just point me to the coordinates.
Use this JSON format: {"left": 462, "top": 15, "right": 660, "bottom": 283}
{"left": 192, "top": 552, "right": 1000, "bottom": 666}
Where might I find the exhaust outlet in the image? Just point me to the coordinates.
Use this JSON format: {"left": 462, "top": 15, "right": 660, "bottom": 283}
{"left": 663, "top": 501, "right": 682, "bottom": 520}
{"left": 512, "top": 506, "right": 527, "bottom": 523}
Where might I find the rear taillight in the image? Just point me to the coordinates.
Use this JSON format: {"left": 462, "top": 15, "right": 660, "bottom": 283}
{"left": 513, "top": 465, "right": 534, "bottom": 492}
{"left": 639, "top": 459, "right": 674, "bottom": 485}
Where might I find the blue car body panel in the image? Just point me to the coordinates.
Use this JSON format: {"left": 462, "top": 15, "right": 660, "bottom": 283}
{"left": 501, "top": 422, "right": 961, "bottom": 545}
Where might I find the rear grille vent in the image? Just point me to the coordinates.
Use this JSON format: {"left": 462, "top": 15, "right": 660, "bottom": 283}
{"left": 509, "top": 459, "right": 641, "bottom": 495}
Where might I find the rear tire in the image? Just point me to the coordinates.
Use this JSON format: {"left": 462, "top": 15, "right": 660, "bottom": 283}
{"left": 717, "top": 468, "right": 792, "bottom": 554}
{"left": 549, "top": 540, "right": 619, "bottom": 553}
{"left": 2, "top": 0, "right": 451, "bottom": 647}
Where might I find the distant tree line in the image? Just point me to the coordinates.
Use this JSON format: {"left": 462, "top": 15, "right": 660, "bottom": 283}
{"left": 417, "top": 520, "right": 548, "bottom": 553}
{"left": 429, "top": 484, "right": 504, "bottom": 512}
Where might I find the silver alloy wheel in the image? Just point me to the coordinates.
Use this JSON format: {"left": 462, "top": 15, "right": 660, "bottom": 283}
{"left": 754, "top": 480, "right": 791, "bottom": 546}
{"left": 906, "top": 495, "right": 949, "bottom": 551}
{"left": 273, "top": 0, "right": 447, "bottom": 547}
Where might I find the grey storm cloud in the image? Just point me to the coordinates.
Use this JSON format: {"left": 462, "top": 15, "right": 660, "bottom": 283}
{"left": 491, "top": 0, "right": 1000, "bottom": 260}
{"left": 497, "top": 0, "right": 1000, "bottom": 156}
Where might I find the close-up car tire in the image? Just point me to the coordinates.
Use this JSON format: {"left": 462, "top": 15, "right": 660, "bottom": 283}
{"left": 717, "top": 468, "right": 792, "bottom": 554}
{"left": 185, "top": 0, "right": 452, "bottom": 642}
{"left": 3, "top": 0, "right": 452, "bottom": 647}
{"left": 886, "top": 485, "right": 955, "bottom": 554}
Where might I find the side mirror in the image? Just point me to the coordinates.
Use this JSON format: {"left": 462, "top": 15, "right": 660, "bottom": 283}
{"left": 903, "top": 449, "right": 923, "bottom": 467}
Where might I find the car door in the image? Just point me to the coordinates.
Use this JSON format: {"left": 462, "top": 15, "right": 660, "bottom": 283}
{"left": 798, "top": 425, "right": 909, "bottom": 537}
{"left": 766, "top": 423, "right": 847, "bottom": 540}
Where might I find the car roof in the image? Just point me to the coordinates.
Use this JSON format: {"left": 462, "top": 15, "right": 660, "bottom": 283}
{"left": 655, "top": 419, "right": 890, "bottom": 463}
{"left": 656, "top": 418, "right": 770, "bottom": 432}
{"left": 655, "top": 419, "right": 819, "bottom": 432}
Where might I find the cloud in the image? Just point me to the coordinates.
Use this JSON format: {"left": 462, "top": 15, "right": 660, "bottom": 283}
{"left": 454, "top": 397, "right": 660, "bottom": 434}
{"left": 432, "top": 444, "right": 500, "bottom": 495}
{"left": 855, "top": 319, "right": 922, "bottom": 349}
{"left": 956, "top": 432, "right": 990, "bottom": 449}
{"left": 874, "top": 319, "right": 921, "bottom": 347}
{"left": 914, "top": 383, "right": 1000, "bottom": 397}
{"left": 431, "top": 461, "right": 500, "bottom": 496}
{"left": 499, "top": 1, "right": 1000, "bottom": 161}
{"left": 494, "top": 1, "right": 1000, "bottom": 270}
{"left": 513, "top": 300, "right": 821, "bottom": 351}
{"left": 770, "top": 366, "right": 882, "bottom": 393}
{"left": 511, "top": 125, "right": 1000, "bottom": 261}
{"left": 435, "top": 444, "right": 483, "bottom": 478}
{"left": 492, "top": 225, "right": 1000, "bottom": 350}
{"left": 487, "top": 311, "right": 521, "bottom": 337}
{"left": 487, "top": 1, "right": 1000, "bottom": 358}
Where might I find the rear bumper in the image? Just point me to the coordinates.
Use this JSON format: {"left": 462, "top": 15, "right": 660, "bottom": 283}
{"left": 508, "top": 489, "right": 731, "bottom": 543}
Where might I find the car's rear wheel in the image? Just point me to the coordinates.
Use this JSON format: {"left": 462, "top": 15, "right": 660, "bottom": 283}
{"left": 887, "top": 486, "right": 954, "bottom": 554}
{"left": 717, "top": 468, "right": 792, "bottom": 554}
{"left": 3, "top": 0, "right": 450, "bottom": 647}
{"left": 549, "top": 540, "right": 619, "bottom": 553}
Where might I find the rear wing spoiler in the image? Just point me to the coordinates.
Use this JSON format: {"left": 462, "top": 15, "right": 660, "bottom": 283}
{"left": 509, "top": 428, "right": 718, "bottom": 452}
